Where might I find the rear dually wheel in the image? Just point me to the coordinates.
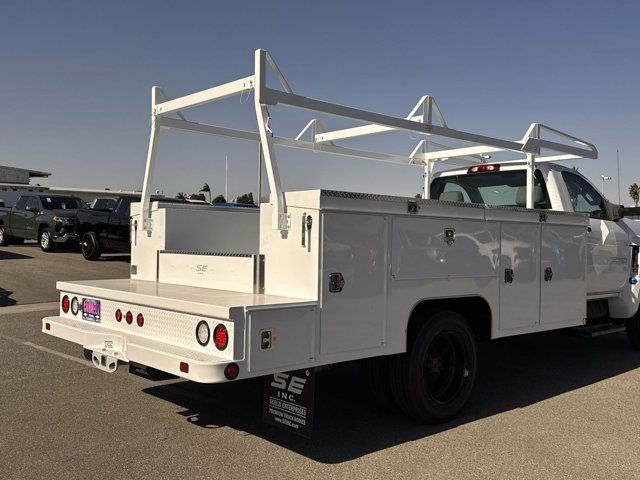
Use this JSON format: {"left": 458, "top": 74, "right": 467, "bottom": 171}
{"left": 390, "top": 310, "right": 478, "bottom": 423}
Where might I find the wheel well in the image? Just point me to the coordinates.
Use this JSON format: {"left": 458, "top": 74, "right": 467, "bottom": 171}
{"left": 38, "top": 223, "right": 49, "bottom": 234}
{"left": 407, "top": 297, "right": 492, "bottom": 344}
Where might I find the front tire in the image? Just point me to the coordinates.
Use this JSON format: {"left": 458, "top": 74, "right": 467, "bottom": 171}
{"left": 81, "top": 231, "right": 101, "bottom": 260}
{"left": 390, "top": 311, "right": 477, "bottom": 423}
{"left": 0, "top": 226, "right": 10, "bottom": 246}
{"left": 39, "top": 227, "right": 55, "bottom": 252}
{"left": 627, "top": 313, "right": 640, "bottom": 350}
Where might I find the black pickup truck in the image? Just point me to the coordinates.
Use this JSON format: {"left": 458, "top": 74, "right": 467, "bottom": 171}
{"left": 76, "top": 195, "right": 184, "bottom": 260}
{"left": 0, "top": 194, "right": 84, "bottom": 251}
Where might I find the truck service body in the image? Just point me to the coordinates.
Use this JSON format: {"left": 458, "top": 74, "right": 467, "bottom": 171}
{"left": 42, "top": 50, "right": 640, "bottom": 423}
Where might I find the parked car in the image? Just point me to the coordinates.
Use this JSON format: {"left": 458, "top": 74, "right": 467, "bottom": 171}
{"left": 0, "top": 194, "right": 83, "bottom": 251}
{"left": 89, "top": 197, "right": 117, "bottom": 210}
{"left": 76, "top": 195, "right": 185, "bottom": 260}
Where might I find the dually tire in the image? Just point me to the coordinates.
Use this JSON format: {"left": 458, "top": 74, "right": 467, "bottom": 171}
{"left": 390, "top": 310, "right": 477, "bottom": 423}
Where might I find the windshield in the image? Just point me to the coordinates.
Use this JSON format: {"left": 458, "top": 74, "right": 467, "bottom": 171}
{"left": 430, "top": 170, "right": 550, "bottom": 209}
{"left": 40, "top": 196, "right": 84, "bottom": 210}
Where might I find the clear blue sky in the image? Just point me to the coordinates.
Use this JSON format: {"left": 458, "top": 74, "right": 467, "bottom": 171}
{"left": 1, "top": 0, "right": 638, "bottom": 203}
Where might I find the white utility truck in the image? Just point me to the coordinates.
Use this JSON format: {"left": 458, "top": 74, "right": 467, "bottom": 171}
{"left": 43, "top": 50, "right": 640, "bottom": 424}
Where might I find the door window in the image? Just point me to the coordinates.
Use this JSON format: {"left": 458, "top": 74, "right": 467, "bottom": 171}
{"left": 26, "top": 197, "right": 40, "bottom": 211}
{"left": 561, "top": 172, "right": 605, "bottom": 219}
{"left": 15, "top": 197, "right": 29, "bottom": 210}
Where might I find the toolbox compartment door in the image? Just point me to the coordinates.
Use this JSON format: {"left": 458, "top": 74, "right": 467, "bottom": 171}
{"left": 540, "top": 223, "right": 586, "bottom": 326}
{"left": 320, "top": 212, "right": 387, "bottom": 355}
{"left": 499, "top": 223, "right": 541, "bottom": 330}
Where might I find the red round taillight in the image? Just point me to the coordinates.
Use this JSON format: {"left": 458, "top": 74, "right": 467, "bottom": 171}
{"left": 136, "top": 313, "right": 144, "bottom": 327}
{"left": 224, "top": 363, "right": 239, "bottom": 380}
{"left": 115, "top": 309, "right": 122, "bottom": 322}
{"left": 61, "top": 295, "right": 70, "bottom": 313}
{"left": 213, "top": 324, "right": 228, "bottom": 350}
{"left": 125, "top": 311, "right": 133, "bottom": 325}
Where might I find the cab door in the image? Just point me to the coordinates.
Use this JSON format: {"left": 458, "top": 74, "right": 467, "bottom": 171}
{"left": 11, "top": 196, "right": 32, "bottom": 238}
{"left": 560, "top": 171, "right": 628, "bottom": 296}
{"left": 107, "top": 197, "right": 133, "bottom": 252}
{"left": 22, "top": 197, "right": 40, "bottom": 239}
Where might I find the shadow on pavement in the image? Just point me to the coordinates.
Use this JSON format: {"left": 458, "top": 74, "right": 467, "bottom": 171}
{"left": 0, "top": 289, "right": 18, "bottom": 307}
{"left": 143, "top": 331, "right": 640, "bottom": 464}
{"left": 99, "top": 255, "right": 131, "bottom": 263}
{"left": 0, "top": 250, "right": 34, "bottom": 260}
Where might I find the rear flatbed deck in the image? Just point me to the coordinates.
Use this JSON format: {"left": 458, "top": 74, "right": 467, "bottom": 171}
{"left": 57, "top": 278, "right": 317, "bottom": 319}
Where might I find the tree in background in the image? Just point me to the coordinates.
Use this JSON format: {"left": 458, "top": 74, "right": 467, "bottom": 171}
{"left": 235, "top": 192, "right": 255, "bottom": 205}
{"left": 200, "top": 183, "right": 212, "bottom": 203}
{"left": 629, "top": 184, "right": 640, "bottom": 207}
{"left": 176, "top": 192, "right": 187, "bottom": 200}
{"left": 189, "top": 193, "right": 206, "bottom": 202}
{"left": 212, "top": 195, "right": 226, "bottom": 203}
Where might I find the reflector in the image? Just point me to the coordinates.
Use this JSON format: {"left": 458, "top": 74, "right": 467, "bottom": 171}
{"left": 224, "top": 363, "right": 239, "bottom": 380}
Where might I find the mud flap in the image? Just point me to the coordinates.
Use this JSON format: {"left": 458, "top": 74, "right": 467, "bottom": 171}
{"left": 262, "top": 368, "right": 315, "bottom": 438}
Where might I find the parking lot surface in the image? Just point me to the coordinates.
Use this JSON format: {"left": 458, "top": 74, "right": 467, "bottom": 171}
{"left": 0, "top": 243, "right": 130, "bottom": 306}
{"left": 1, "top": 250, "right": 640, "bottom": 479}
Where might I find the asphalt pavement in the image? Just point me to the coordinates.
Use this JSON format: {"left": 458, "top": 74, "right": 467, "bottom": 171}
{"left": 0, "top": 242, "right": 130, "bottom": 306}
{"left": 0, "top": 245, "right": 639, "bottom": 479}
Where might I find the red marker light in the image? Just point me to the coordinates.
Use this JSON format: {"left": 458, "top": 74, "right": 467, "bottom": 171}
{"left": 125, "top": 311, "right": 133, "bottom": 325}
{"left": 467, "top": 164, "right": 500, "bottom": 174}
{"left": 180, "top": 362, "right": 189, "bottom": 373}
{"left": 224, "top": 363, "right": 239, "bottom": 380}
{"left": 115, "top": 309, "right": 123, "bottom": 322}
{"left": 136, "top": 313, "right": 144, "bottom": 327}
{"left": 61, "top": 295, "right": 70, "bottom": 313}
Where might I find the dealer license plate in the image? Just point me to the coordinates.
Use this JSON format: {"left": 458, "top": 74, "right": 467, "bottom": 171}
{"left": 82, "top": 299, "right": 101, "bottom": 322}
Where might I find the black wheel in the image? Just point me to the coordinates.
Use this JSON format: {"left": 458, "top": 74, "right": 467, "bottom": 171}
{"left": 390, "top": 311, "right": 477, "bottom": 423}
{"left": 81, "top": 231, "right": 101, "bottom": 260}
{"left": 362, "top": 356, "right": 396, "bottom": 410}
{"left": 627, "top": 313, "right": 640, "bottom": 350}
{"left": 83, "top": 349, "right": 93, "bottom": 361}
{"left": 0, "top": 226, "right": 10, "bottom": 246}
{"left": 39, "top": 227, "right": 55, "bottom": 252}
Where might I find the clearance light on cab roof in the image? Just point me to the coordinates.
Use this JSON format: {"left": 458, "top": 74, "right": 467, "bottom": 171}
{"left": 467, "top": 164, "right": 500, "bottom": 173}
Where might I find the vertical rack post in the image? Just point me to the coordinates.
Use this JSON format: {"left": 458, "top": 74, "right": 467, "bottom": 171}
{"left": 526, "top": 152, "right": 536, "bottom": 209}
{"left": 254, "top": 49, "right": 287, "bottom": 230}
{"left": 140, "top": 86, "right": 161, "bottom": 233}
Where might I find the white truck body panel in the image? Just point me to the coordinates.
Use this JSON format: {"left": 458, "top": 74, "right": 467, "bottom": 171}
{"left": 45, "top": 189, "right": 591, "bottom": 382}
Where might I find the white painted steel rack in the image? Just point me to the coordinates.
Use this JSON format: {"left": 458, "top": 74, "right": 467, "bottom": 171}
{"left": 140, "top": 49, "right": 597, "bottom": 232}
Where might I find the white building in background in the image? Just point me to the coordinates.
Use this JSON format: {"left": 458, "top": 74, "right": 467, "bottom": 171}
{"left": 0, "top": 164, "right": 137, "bottom": 206}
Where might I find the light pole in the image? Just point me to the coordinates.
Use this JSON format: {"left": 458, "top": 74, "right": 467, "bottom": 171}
{"left": 601, "top": 174, "right": 611, "bottom": 196}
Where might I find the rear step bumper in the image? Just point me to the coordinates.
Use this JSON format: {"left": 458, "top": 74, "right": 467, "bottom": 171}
{"left": 42, "top": 316, "right": 241, "bottom": 383}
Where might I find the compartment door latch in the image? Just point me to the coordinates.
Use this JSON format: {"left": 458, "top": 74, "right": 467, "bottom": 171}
{"left": 329, "top": 272, "right": 345, "bottom": 293}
